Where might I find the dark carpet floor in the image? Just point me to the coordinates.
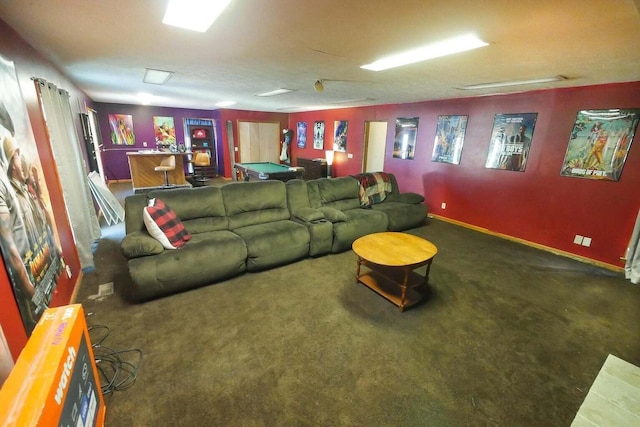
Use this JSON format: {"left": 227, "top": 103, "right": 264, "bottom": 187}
{"left": 78, "top": 206, "right": 640, "bottom": 426}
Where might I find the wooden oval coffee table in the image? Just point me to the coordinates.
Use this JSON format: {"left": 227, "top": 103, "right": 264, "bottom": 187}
{"left": 352, "top": 232, "right": 438, "bottom": 312}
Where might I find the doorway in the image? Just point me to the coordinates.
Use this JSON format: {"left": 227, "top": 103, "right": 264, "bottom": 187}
{"left": 363, "top": 121, "right": 387, "bottom": 172}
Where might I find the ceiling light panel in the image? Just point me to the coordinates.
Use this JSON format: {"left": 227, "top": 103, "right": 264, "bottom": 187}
{"left": 143, "top": 68, "right": 174, "bottom": 85}
{"left": 163, "top": 0, "right": 231, "bottom": 32}
{"left": 460, "top": 76, "right": 567, "bottom": 90}
{"left": 361, "top": 33, "right": 488, "bottom": 71}
{"left": 256, "top": 89, "right": 295, "bottom": 97}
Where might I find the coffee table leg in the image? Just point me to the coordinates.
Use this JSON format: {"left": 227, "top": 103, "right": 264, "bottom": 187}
{"left": 399, "top": 268, "right": 411, "bottom": 312}
{"left": 356, "top": 256, "right": 362, "bottom": 283}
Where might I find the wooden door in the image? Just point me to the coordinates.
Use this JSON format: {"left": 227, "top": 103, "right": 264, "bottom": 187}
{"left": 238, "top": 121, "right": 279, "bottom": 163}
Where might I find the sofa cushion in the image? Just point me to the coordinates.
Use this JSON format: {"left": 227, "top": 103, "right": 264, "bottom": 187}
{"left": 386, "top": 192, "right": 425, "bottom": 204}
{"left": 233, "top": 220, "right": 310, "bottom": 272}
{"left": 316, "top": 177, "right": 361, "bottom": 211}
{"left": 223, "top": 181, "right": 290, "bottom": 229}
{"left": 147, "top": 186, "right": 226, "bottom": 222}
{"left": 143, "top": 198, "right": 191, "bottom": 249}
{"left": 292, "top": 207, "right": 325, "bottom": 222}
{"left": 317, "top": 206, "right": 347, "bottom": 223}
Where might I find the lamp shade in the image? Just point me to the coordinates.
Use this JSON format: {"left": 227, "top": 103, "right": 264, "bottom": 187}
{"left": 325, "top": 150, "right": 334, "bottom": 165}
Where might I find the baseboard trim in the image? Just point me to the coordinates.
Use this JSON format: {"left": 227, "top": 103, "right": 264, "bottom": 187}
{"left": 429, "top": 214, "right": 624, "bottom": 273}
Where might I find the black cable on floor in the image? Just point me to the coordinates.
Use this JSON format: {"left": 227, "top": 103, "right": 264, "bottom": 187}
{"left": 88, "top": 324, "right": 143, "bottom": 396}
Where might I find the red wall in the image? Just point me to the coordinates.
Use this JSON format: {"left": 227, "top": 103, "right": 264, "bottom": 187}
{"left": 0, "top": 20, "right": 85, "bottom": 358}
{"left": 289, "top": 83, "right": 640, "bottom": 269}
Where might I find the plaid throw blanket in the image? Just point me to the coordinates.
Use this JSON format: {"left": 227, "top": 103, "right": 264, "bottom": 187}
{"left": 353, "top": 172, "right": 392, "bottom": 207}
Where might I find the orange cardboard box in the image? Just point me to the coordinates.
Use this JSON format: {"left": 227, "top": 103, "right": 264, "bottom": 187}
{"left": 0, "top": 304, "right": 105, "bottom": 426}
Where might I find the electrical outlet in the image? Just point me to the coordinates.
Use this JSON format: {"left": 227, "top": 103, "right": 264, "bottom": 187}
{"left": 142, "top": 141, "right": 147, "bottom": 147}
{"left": 441, "top": 202, "right": 446, "bottom": 209}
{"left": 582, "top": 237, "right": 592, "bottom": 247}
{"left": 573, "top": 235, "right": 584, "bottom": 244}
{"left": 347, "top": 153, "right": 353, "bottom": 159}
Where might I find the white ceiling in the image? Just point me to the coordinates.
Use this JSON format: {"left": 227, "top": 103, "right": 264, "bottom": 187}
{"left": 1, "top": 0, "right": 639, "bottom": 112}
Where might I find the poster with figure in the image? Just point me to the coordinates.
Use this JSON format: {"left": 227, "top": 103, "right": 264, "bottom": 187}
{"left": 393, "top": 117, "right": 419, "bottom": 160}
{"left": 108, "top": 113, "right": 135, "bottom": 145}
{"left": 333, "top": 120, "right": 348, "bottom": 152}
{"left": 485, "top": 113, "right": 538, "bottom": 171}
{"left": 153, "top": 116, "right": 176, "bottom": 147}
{"left": 297, "top": 122, "right": 307, "bottom": 148}
{"left": 313, "top": 121, "right": 324, "bottom": 150}
{"left": 432, "top": 115, "right": 468, "bottom": 164}
{"left": 0, "top": 55, "right": 66, "bottom": 334}
{"left": 560, "top": 109, "right": 639, "bottom": 181}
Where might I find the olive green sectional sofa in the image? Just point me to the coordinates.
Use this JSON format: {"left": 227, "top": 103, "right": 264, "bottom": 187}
{"left": 121, "top": 173, "right": 427, "bottom": 302}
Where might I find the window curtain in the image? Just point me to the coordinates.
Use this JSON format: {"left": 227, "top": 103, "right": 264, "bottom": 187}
{"left": 625, "top": 209, "right": 640, "bottom": 285}
{"left": 34, "top": 79, "right": 100, "bottom": 269}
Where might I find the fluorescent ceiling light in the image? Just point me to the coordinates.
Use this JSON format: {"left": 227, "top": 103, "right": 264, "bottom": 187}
{"left": 163, "top": 0, "right": 231, "bottom": 32}
{"left": 215, "top": 101, "right": 237, "bottom": 107}
{"left": 460, "top": 75, "right": 567, "bottom": 90}
{"left": 143, "top": 68, "right": 174, "bottom": 85}
{"left": 256, "top": 88, "right": 295, "bottom": 97}
{"left": 361, "top": 33, "right": 488, "bottom": 71}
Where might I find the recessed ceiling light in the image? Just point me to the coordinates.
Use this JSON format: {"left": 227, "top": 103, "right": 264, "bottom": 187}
{"left": 460, "top": 75, "right": 567, "bottom": 90}
{"left": 163, "top": 0, "right": 231, "bottom": 32}
{"left": 143, "top": 68, "right": 174, "bottom": 85}
{"left": 215, "top": 101, "right": 237, "bottom": 107}
{"left": 256, "top": 88, "right": 295, "bottom": 97}
{"left": 361, "top": 33, "right": 489, "bottom": 71}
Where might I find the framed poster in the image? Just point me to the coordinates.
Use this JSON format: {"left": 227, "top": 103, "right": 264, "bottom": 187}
{"left": 297, "top": 121, "right": 307, "bottom": 148}
{"left": 485, "top": 113, "right": 538, "bottom": 171}
{"left": 393, "top": 117, "right": 419, "bottom": 160}
{"left": 432, "top": 115, "right": 468, "bottom": 164}
{"left": 313, "top": 121, "right": 324, "bottom": 149}
{"left": 108, "top": 114, "right": 135, "bottom": 145}
{"left": 560, "top": 109, "right": 639, "bottom": 181}
{"left": 153, "top": 116, "right": 176, "bottom": 147}
{"left": 0, "top": 55, "right": 66, "bottom": 334}
{"left": 333, "top": 120, "right": 348, "bottom": 152}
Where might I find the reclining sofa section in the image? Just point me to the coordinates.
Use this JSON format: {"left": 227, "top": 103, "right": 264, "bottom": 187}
{"left": 121, "top": 173, "right": 427, "bottom": 302}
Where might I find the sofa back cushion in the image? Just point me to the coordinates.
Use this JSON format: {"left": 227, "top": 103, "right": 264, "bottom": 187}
{"left": 222, "top": 181, "right": 290, "bottom": 230}
{"left": 147, "top": 187, "right": 228, "bottom": 233}
{"left": 316, "top": 176, "right": 361, "bottom": 211}
{"left": 285, "top": 179, "right": 311, "bottom": 214}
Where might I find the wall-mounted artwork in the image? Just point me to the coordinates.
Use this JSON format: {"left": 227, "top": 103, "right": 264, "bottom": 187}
{"left": 334, "top": 120, "right": 348, "bottom": 152}
{"left": 108, "top": 113, "right": 135, "bottom": 145}
{"left": 0, "top": 55, "right": 66, "bottom": 334}
{"left": 393, "top": 117, "right": 419, "bottom": 160}
{"left": 297, "top": 121, "right": 307, "bottom": 148}
{"left": 313, "top": 121, "right": 325, "bottom": 149}
{"left": 560, "top": 109, "right": 639, "bottom": 181}
{"left": 485, "top": 113, "right": 538, "bottom": 171}
{"left": 432, "top": 115, "right": 468, "bottom": 164}
{"left": 153, "top": 116, "right": 176, "bottom": 147}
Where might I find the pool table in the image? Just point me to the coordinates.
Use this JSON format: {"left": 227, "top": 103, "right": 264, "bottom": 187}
{"left": 234, "top": 162, "right": 303, "bottom": 182}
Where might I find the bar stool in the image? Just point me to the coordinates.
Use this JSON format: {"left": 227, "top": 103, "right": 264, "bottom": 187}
{"left": 191, "top": 152, "right": 211, "bottom": 186}
{"left": 154, "top": 155, "right": 176, "bottom": 188}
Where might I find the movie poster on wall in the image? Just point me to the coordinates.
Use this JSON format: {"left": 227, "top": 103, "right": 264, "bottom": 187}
{"left": 0, "top": 56, "right": 66, "bottom": 334}
{"left": 297, "top": 122, "right": 307, "bottom": 148}
{"left": 432, "top": 115, "right": 468, "bottom": 164}
{"left": 560, "top": 109, "right": 639, "bottom": 181}
{"left": 313, "top": 121, "right": 324, "bottom": 149}
{"left": 485, "top": 113, "right": 538, "bottom": 171}
{"left": 333, "top": 120, "right": 348, "bottom": 152}
{"left": 153, "top": 116, "right": 176, "bottom": 147}
{"left": 108, "top": 113, "right": 135, "bottom": 145}
{"left": 393, "top": 117, "right": 419, "bottom": 160}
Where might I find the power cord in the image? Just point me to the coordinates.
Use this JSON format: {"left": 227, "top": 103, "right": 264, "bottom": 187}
{"left": 88, "top": 324, "right": 143, "bottom": 396}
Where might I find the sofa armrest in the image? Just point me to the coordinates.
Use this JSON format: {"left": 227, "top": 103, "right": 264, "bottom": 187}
{"left": 121, "top": 231, "right": 164, "bottom": 259}
{"left": 292, "top": 207, "right": 325, "bottom": 223}
{"left": 317, "top": 206, "right": 348, "bottom": 223}
{"left": 386, "top": 192, "right": 425, "bottom": 204}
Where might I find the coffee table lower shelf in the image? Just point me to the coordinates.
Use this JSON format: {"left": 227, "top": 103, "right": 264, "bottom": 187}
{"left": 357, "top": 268, "right": 426, "bottom": 311}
